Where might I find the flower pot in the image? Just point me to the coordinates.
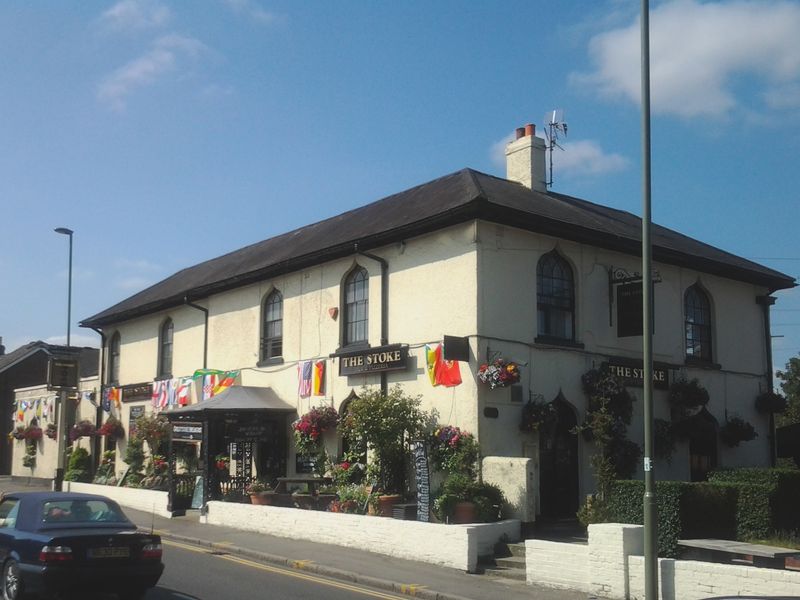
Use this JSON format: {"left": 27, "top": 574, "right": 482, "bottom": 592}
{"left": 316, "top": 494, "right": 337, "bottom": 511}
{"left": 250, "top": 492, "right": 274, "bottom": 506}
{"left": 452, "top": 501, "right": 477, "bottom": 524}
{"left": 374, "top": 494, "right": 401, "bottom": 517}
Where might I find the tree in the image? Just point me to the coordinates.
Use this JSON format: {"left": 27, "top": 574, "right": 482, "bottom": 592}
{"left": 776, "top": 355, "right": 800, "bottom": 427}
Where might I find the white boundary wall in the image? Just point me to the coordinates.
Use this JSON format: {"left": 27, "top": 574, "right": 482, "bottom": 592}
{"left": 65, "top": 482, "right": 171, "bottom": 519}
{"left": 202, "top": 501, "right": 520, "bottom": 572}
{"left": 526, "top": 523, "right": 800, "bottom": 599}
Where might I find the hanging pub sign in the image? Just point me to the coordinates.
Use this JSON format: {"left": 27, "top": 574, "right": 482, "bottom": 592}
{"left": 604, "top": 358, "right": 669, "bottom": 390}
{"left": 337, "top": 343, "right": 409, "bottom": 376}
{"left": 617, "top": 282, "right": 644, "bottom": 338}
{"left": 47, "top": 357, "right": 79, "bottom": 390}
{"left": 121, "top": 382, "right": 152, "bottom": 403}
{"left": 172, "top": 421, "right": 203, "bottom": 441}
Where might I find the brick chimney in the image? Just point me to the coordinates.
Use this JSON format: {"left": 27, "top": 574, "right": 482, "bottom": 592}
{"left": 505, "top": 123, "right": 546, "bottom": 192}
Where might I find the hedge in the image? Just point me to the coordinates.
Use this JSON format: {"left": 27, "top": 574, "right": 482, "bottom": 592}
{"left": 607, "top": 469, "right": 800, "bottom": 557}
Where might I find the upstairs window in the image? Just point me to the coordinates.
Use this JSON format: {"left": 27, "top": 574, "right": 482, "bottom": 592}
{"left": 685, "top": 285, "right": 712, "bottom": 361}
{"left": 108, "top": 332, "right": 121, "bottom": 384}
{"left": 537, "top": 252, "right": 575, "bottom": 341}
{"left": 261, "top": 290, "right": 283, "bottom": 361}
{"left": 343, "top": 266, "right": 368, "bottom": 346}
{"left": 158, "top": 318, "right": 173, "bottom": 378}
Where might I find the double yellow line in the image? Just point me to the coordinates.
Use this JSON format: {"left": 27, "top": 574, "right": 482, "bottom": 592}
{"left": 164, "top": 539, "right": 426, "bottom": 599}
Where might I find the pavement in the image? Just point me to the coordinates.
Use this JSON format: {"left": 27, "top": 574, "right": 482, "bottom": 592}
{"left": 1, "top": 477, "right": 592, "bottom": 600}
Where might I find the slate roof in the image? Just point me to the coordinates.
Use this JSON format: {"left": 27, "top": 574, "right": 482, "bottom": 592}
{"left": 81, "top": 168, "right": 796, "bottom": 328}
{"left": 0, "top": 342, "right": 99, "bottom": 379}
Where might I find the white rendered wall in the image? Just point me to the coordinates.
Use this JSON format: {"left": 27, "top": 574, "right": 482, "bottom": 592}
{"left": 526, "top": 539, "right": 590, "bottom": 592}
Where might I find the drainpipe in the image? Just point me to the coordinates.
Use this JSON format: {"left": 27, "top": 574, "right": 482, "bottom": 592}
{"left": 756, "top": 294, "right": 777, "bottom": 466}
{"left": 90, "top": 327, "right": 106, "bottom": 474}
{"left": 184, "top": 296, "right": 208, "bottom": 369}
{"left": 354, "top": 244, "right": 388, "bottom": 395}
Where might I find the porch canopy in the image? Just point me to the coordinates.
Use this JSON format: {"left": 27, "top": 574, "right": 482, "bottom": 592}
{"left": 165, "top": 385, "right": 296, "bottom": 417}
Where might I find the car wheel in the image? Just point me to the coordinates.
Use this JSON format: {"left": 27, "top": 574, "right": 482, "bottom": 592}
{"left": 2, "top": 559, "right": 24, "bottom": 600}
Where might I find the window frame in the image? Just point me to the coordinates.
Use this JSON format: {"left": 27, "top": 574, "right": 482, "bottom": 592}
{"left": 157, "top": 318, "right": 174, "bottom": 379}
{"left": 536, "top": 251, "right": 576, "bottom": 343}
{"left": 260, "top": 289, "right": 284, "bottom": 363}
{"left": 684, "top": 285, "right": 713, "bottom": 362}
{"left": 108, "top": 332, "right": 121, "bottom": 385}
{"left": 342, "top": 266, "right": 369, "bottom": 348}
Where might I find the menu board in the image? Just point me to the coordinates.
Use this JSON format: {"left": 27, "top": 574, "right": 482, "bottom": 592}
{"left": 412, "top": 441, "right": 430, "bottom": 522}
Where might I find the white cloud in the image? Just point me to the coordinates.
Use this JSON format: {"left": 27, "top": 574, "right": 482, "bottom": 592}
{"left": 100, "top": 0, "right": 171, "bottom": 33}
{"left": 43, "top": 333, "right": 100, "bottom": 348}
{"left": 223, "top": 0, "right": 277, "bottom": 24}
{"left": 572, "top": 0, "right": 800, "bottom": 118}
{"left": 97, "top": 34, "right": 207, "bottom": 111}
{"left": 113, "top": 258, "right": 162, "bottom": 272}
{"left": 490, "top": 132, "right": 628, "bottom": 179}
{"left": 115, "top": 276, "right": 157, "bottom": 291}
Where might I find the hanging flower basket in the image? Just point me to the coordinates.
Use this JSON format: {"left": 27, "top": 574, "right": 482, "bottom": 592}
{"left": 293, "top": 406, "right": 338, "bottom": 456}
{"left": 668, "top": 378, "right": 710, "bottom": 414}
{"left": 23, "top": 425, "right": 43, "bottom": 442}
{"left": 520, "top": 399, "right": 556, "bottom": 433}
{"left": 719, "top": 417, "right": 757, "bottom": 447}
{"left": 45, "top": 423, "right": 58, "bottom": 440}
{"left": 69, "top": 420, "right": 96, "bottom": 442}
{"left": 11, "top": 426, "right": 26, "bottom": 441}
{"left": 98, "top": 415, "right": 125, "bottom": 439}
{"left": 754, "top": 391, "right": 787, "bottom": 414}
{"left": 478, "top": 358, "right": 520, "bottom": 389}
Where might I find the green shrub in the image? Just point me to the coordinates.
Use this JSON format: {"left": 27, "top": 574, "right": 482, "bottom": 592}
{"left": 64, "top": 447, "right": 92, "bottom": 482}
{"left": 432, "top": 473, "right": 506, "bottom": 523}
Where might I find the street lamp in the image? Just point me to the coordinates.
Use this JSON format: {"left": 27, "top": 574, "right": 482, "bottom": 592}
{"left": 53, "top": 227, "right": 74, "bottom": 491}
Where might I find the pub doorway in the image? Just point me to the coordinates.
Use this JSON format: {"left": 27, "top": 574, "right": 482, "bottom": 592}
{"left": 538, "top": 394, "right": 579, "bottom": 519}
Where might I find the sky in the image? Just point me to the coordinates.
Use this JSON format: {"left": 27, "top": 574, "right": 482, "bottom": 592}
{"left": 2, "top": 0, "right": 799, "bottom": 382}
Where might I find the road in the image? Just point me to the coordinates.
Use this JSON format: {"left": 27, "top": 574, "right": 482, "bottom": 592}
{"left": 141, "top": 539, "right": 410, "bottom": 600}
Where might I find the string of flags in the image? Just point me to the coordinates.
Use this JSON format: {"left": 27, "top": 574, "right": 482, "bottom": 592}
{"left": 297, "top": 360, "right": 325, "bottom": 398}
{"left": 192, "top": 369, "right": 240, "bottom": 403}
{"left": 424, "top": 343, "right": 463, "bottom": 388}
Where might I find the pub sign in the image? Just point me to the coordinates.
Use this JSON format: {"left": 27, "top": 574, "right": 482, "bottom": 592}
{"left": 604, "top": 359, "right": 669, "bottom": 390}
{"left": 172, "top": 421, "right": 203, "bottom": 442}
{"left": 47, "top": 357, "right": 79, "bottom": 390}
{"left": 338, "top": 344, "right": 409, "bottom": 376}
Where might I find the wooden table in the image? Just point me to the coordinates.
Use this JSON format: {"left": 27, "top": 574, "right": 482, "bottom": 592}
{"left": 678, "top": 538, "right": 800, "bottom": 569}
{"left": 272, "top": 476, "right": 332, "bottom": 495}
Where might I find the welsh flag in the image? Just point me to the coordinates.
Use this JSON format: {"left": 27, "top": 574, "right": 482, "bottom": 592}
{"left": 213, "top": 370, "right": 240, "bottom": 396}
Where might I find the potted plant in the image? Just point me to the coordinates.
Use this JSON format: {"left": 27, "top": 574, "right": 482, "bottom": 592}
{"left": 45, "top": 423, "right": 57, "bottom": 440}
{"left": 477, "top": 357, "right": 520, "bottom": 389}
{"left": 432, "top": 473, "right": 505, "bottom": 524}
{"left": 719, "top": 417, "right": 757, "bottom": 447}
{"left": 332, "top": 483, "right": 377, "bottom": 514}
{"left": 519, "top": 399, "right": 556, "bottom": 433}
{"left": 245, "top": 479, "right": 274, "bottom": 505}
{"left": 339, "top": 386, "right": 428, "bottom": 511}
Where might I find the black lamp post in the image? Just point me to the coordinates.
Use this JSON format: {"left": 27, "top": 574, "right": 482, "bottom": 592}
{"left": 53, "top": 227, "right": 74, "bottom": 491}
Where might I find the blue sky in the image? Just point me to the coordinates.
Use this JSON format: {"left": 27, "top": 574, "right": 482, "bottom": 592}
{"left": 2, "top": 0, "right": 799, "bottom": 380}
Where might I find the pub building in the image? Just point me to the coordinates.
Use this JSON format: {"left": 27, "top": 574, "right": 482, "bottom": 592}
{"left": 79, "top": 125, "right": 795, "bottom": 519}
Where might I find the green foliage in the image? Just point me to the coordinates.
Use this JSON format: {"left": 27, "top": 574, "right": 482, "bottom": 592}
{"left": 429, "top": 426, "right": 479, "bottom": 478}
{"left": 755, "top": 391, "right": 787, "bottom": 414}
{"left": 777, "top": 356, "right": 800, "bottom": 427}
{"left": 718, "top": 417, "right": 757, "bottom": 447}
{"left": 334, "top": 483, "right": 377, "bottom": 514}
{"left": 519, "top": 399, "right": 556, "bottom": 433}
{"left": 64, "top": 447, "right": 92, "bottom": 482}
{"left": 340, "top": 385, "right": 429, "bottom": 493}
{"left": 21, "top": 443, "right": 37, "bottom": 468}
{"left": 134, "top": 413, "right": 170, "bottom": 455}
{"left": 654, "top": 418, "right": 676, "bottom": 463}
{"left": 668, "top": 378, "right": 710, "bottom": 410}
{"left": 93, "top": 450, "right": 117, "bottom": 485}
{"left": 123, "top": 437, "right": 145, "bottom": 474}
{"left": 432, "top": 473, "right": 506, "bottom": 523}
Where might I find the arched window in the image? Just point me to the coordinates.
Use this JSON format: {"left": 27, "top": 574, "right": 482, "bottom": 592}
{"left": 685, "top": 285, "right": 712, "bottom": 361}
{"left": 108, "top": 332, "right": 121, "bottom": 384}
{"left": 261, "top": 290, "right": 283, "bottom": 361}
{"left": 158, "top": 318, "right": 173, "bottom": 378}
{"left": 343, "top": 266, "right": 368, "bottom": 346}
{"left": 536, "top": 251, "right": 575, "bottom": 341}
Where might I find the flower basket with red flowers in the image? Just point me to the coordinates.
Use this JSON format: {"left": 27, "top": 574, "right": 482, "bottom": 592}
{"left": 429, "top": 426, "right": 479, "bottom": 477}
{"left": 98, "top": 415, "right": 125, "bottom": 439}
{"left": 23, "top": 425, "right": 43, "bottom": 442}
{"left": 293, "top": 406, "right": 338, "bottom": 457}
{"left": 69, "top": 420, "right": 96, "bottom": 441}
{"left": 477, "top": 358, "right": 520, "bottom": 389}
{"left": 11, "top": 426, "right": 26, "bottom": 441}
{"left": 45, "top": 423, "right": 58, "bottom": 440}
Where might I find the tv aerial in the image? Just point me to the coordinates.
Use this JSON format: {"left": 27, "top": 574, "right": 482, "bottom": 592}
{"left": 544, "top": 109, "right": 568, "bottom": 189}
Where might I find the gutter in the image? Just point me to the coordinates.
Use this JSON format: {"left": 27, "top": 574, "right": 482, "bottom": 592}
{"left": 89, "top": 327, "right": 106, "bottom": 473}
{"left": 184, "top": 297, "right": 208, "bottom": 369}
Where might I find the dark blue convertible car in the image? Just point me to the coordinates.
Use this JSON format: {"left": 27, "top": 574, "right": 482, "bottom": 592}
{"left": 0, "top": 491, "right": 164, "bottom": 600}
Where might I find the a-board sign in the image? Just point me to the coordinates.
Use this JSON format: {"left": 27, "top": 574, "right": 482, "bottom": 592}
{"left": 47, "top": 357, "right": 79, "bottom": 390}
{"left": 172, "top": 421, "right": 202, "bottom": 441}
{"left": 295, "top": 454, "right": 316, "bottom": 474}
{"left": 412, "top": 440, "right": 430, "bottom": 522}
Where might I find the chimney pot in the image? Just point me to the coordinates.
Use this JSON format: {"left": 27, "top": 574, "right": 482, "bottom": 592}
{"left": 515, "top": 127, "right": 525, "bottom": 140}
{"left": 525, "top": 123, "right": 535, "bottom": 137}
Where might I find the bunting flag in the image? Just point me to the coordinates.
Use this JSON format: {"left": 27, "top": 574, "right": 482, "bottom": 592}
{"left": 202, "top": 374, "right": 218, "bottom": 402}
{"left": 108, "top": 386, "right": 122, "bottom": 409}
{"left": 166, "top": 378, "right": 177, "bottom": 407}
{"left": 152, "top": 380, "right": 166, "bottom": 410}
{"left": 435, "top": 344, "right": 463, "bottom": 388}
{"left": 298, "top": 361, "right": 312, "bottom": 397}
{"left": 101, "top": 388, "right": 112, "bottom": 412}
{"left": 425, "top": 344, "right": 440, "bottom": 387}
{"left": 213, "top": 370, "right": 239, "bottom": 396}
{"left": 35, "top": 399, "right": 42, "bottom": 419}
{"left": 313, "top": 361, "right": 325, "bottom": 396}
{"left": 176, "top": 378, "right": 192, "bottom": 406}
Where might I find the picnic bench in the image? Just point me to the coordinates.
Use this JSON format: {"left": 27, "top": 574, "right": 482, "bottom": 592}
{"left": 678, "top": 538, "right": 800, "bottom": 569}
{"left": 271, "top": 476, "right": 334, "bottom": 509}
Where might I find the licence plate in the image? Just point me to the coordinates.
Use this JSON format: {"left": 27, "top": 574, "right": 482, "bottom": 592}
{"left": 88, "top": 546, "right": 130, "bottom": 559}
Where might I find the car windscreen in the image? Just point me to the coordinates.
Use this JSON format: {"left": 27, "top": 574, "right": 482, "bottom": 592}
{"left": 41, "top": 499, "right": 129, "bottom": 525}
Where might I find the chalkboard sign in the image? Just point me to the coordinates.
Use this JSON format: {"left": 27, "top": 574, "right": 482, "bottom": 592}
{"left": 412, "top": 440, "right": 430, "bottom": 522}
{"left": 129, "top": 406, "right": 145, "bottom": 438}
{"left": 295, "top": 454, "right": 316, "bottom": 474}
